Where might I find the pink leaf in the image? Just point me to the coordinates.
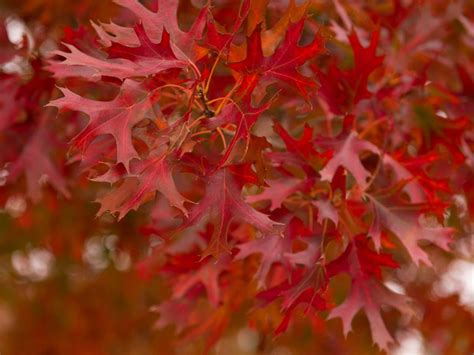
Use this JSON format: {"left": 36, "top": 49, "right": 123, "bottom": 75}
{"left": 246, "top": 177, "right": 305, "bottom": 211}
{"left": 319, "top": 131, "right": 379, "bottom": 187}
{"left": 236, "top": 234, "right": 291, "bottom": 289}
{"left": 48, "top": 80, "right": 154, "bottom": 171}
{"left": 183, "top": 168, "right": 282, "bottom": 259}
{"left": 368, "top": 196, "right": 454, "bottom": 265}
{"left": 327, "top": 237, "right": 412, "bottom": 351}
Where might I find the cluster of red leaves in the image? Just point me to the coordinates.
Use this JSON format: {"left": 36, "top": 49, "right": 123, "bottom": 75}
{"left": 1, "top": 0, "right": 474, "bottom": 353}
{"left": 0, "top": 15, "right": 73, "bottom": 203}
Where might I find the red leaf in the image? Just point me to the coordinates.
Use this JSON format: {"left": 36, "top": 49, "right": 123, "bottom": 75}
{"left": 318, "top": 130, "right": 379, "bottom": 187}
{"left": 111, "top": 0, "right": 207, "bottom": 61}
{"left": 274, "top": 122, "right": 316, "bottom": 160}
{"left": 48, "top": 80, "right": 154, "bottom": 171}
{"left": 230, "top": 19, "right": 323, "bottom": 98}
{"left": 151, "top": 299, "right": 201, "bottom": 333}
{"left": 368, "top": 195, "right": 455, "bottom": 266}
{"left": 0, "top": 75, "right": 21, "bottom": 132}
{"left": 246, "top": 177, "right": 306, "bottom": 211}
{"left": 327, "top": 236, "right": 411, "bottom": 352}
{"left": 94, "top": 148, "right": 189, "bottom": 220}
{"left": 272, "top": 122, "right": 327, "bottom": 174}
{"left": 312, "top": 199, "right": 339, "bottom": 226}
{"left": 183, "top": 168, "right": 282, "bottom": 259}
{"left": 48, "top": 24, "right": 185, "bottom": 80}
{"left": 205, "top": 1, "right": 250, "bottom": 53}
{"left": 236, "top": 216, "right": 312, "bottom": 289}
{"left": 173, "top": 254, "right": 231, "bottom": 307}
{"left": 8, "top": 115, "right": 70, "bottom": 202}
{"left": 207, "top": 97, "right": 272, "bottom": 167}
{"left": 235, "top": 233, "right": 291, "bottom": 289}
{"left": 314, "top": 30, "right": 383, "bottom": 114}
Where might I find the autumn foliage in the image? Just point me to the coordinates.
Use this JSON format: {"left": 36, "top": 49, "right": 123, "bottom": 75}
{"left": 0, "top": 0, "right": 473, "bottom": 354}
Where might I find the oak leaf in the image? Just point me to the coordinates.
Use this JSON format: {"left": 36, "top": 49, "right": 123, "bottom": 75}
{"left": 368, "top": 195, "right": 454, "bottom": 265}
{"left": 110, "top": 0, "right": 207, "bottom": 61}
{"left": 7, "top": 115, "right": 70, "bottom": 202}
{"left": 183, "top": 168, "right": 282, "bottom": 259}
{"left": 230, "top": 19, "right": 323, "bottom": 98}
{"left": 48, "top": 24, "right": 185, "bottom": 80}
{"left": 327, "top": 236, "right": 413, "bottom": 351}
{"left": 94, "top": 147, "right": 188, "bottom": 220}
{"left": 314, "top": 30, "right": 383, "bottom": 114}
{"left": 48, "top": 79, "right": 155, "bottom": 171}
{"left": 318, "top": 130, "right": 380, "bottom": 187}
